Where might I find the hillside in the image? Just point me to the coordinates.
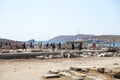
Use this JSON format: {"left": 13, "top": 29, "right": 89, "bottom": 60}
{"left": 90, "top": 35, "right": 120, "bottom": 42}
{"left": 0, "top": 38, "right": 21, "bottom": 44}
{"left": 49, "top": 34, "right": 120, "bottom": 42}
{"left": 49, "top": 34, "right": 94, "bottom": 42}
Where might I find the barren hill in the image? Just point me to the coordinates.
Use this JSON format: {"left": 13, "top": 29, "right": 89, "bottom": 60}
{"left": 49, "top": 34, "right": 120, "bottom": 42}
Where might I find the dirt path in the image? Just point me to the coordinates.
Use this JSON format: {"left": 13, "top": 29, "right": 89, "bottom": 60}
{"left": 0, "top": 57, "right": 120, "bottom": 80}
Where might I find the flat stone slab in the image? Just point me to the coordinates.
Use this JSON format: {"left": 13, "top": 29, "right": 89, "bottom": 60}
{"left": 0, "top": 52, "right": 61, "bottom": 59}
{"left": 97, "top": 68, "right": 105, "bottom": 73}
{"left": 43, "top": 74, "right": 60, "bottom": 78}
{"left": 31, "top": 50, "right": 43, "bottom": 52}
{"left": 59, "top": 72, "right": 71, "bottom": 77}
{"left": 49, "top": 70, "right": 60, "bottom": 74}
{"left": 69, "top": 71, "right": 87, "bottom": 77}
{"left": 70, "top": 66, "right": 90, "bottom": 72}
{"left": 70, "top": 76, "right": 84, "bottom": 80}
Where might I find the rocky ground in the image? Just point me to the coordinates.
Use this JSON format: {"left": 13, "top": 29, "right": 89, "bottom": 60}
{"left": 0, "top": 57, "right": 120, "bottom": 80}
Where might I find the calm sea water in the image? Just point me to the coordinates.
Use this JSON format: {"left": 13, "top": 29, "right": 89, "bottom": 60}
{"left": 103, "top": 43, "right": 120, "bottom": 47}
{"left": 34, "top": 41, "right": 66, "bottom": 45}
{"left": 32, "top": 41, "right": 120, "bottom": 47}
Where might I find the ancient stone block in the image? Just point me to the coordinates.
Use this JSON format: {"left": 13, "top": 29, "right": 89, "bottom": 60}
{"left": 49, "top": 70, "right": 59, "bottom": 74}
{"left": 43, "top": 74, "right": 60, "bottom": 78}
{"left": 97, "top": 68, "right": 105, "bottom": 73}
{"left": 69, "top": 71, "right": 87, "bottom": 77}
{"left": 59, "top": 72, "right": 71, "bottom": 77}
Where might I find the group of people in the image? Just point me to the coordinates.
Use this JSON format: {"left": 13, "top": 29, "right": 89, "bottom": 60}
{"left": 71, "top": 42, "right": 97, "bottom": 51}
{"left": 28, "top": 42, "right": 62, "bottom": 51}
{"left": 0, "top": 41, "right": 97, "bottom": 51}
{"left": 0, "top": 42, "right": 18, "bottom": 50}
{"left": 0, "top": 42, "right": 27, "bottom": 51}
{"left": 44, "top": 42, "right": 61, "bottom": 51}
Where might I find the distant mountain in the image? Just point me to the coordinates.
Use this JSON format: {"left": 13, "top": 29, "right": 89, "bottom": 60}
{"left": 0, "top": 38, "right": 16, "bottom": 44}
{"left": 49, "top": 34, "right": 94, "bottom": 42}
{"left": 88, "top": 35, "right": 120, "bottom": 42}
{"left": 28, "top": 39, "right": 36, "bottom": 43}
{"left": 49, "top": 34, "right": 120, "bottom": 42}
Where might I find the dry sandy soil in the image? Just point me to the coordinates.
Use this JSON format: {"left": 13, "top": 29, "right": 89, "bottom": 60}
{"left": 0, "top": 57, "right": 120, "bottom": 80}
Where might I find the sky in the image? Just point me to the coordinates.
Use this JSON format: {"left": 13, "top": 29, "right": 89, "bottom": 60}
{"left": 0, "top": 0, "right": 120, "bottom": 41}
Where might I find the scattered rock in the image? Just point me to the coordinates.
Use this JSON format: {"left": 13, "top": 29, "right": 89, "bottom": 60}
{"left": 98, "top": 52, "right": 113, "bottom": 57}
{"left": 70, "top": 67, "right": 90, "bottom": 72}
{"left": 81, "top": 68, "right": 90, "bottom": 72}
{"left": 31, "top": 50, "right": 42, "bottom": 52}
{"left": 2, "top": 51, "right": 10, "bottom": 53}
{"left": 71, "top": 53, "right": 79, "bottom": 58}
{"left": 112, "top": 69, "right": 120, "bottom": 79}
{"left": 49, "top": 70, "right": 59, "bottom": 74}
{"left": 36, "top": 56, "right": 44, "bottom": 59}
{"left": 70, "top": 67, "right": 81, "bottom": 71}
{"left": 104, "top": 52, "right": 113, "bottom": 57}
{"left": 59, "top": 72, "right": 71, "bottom": 77}
{"left": 43, "top": 74, "right": 60, "bottom": 78}
{"left": 48, "top": 55, "right": 54, "bottom": 59}
{"left": 97, "top": 68, "right": 105, "bottom": 73}
{"left": 64, "top": 53, "right": 71, "bottom": 58}
{"left": 104, "top": 68, "right": 112, "bottom": 73}
{"left": 114, "top": 63, "right": 119, "bottom": 65}
{"left": 17, "top": 50, "right": 22, "bottom": 53}
{"left": 113, "top": 72, "right": 120, "bottom": 79}
{"left": 69, "top": 71, "right": 87, "bottom": 77}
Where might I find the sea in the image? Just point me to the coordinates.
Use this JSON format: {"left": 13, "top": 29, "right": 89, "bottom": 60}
{"left": 33, "top": 41, "right": 66, "bottom": 45}
{"left": 33, "top": 41, "right": 120, "bottom": 47}
{"left": 103, "top": 43, "right": 120, "bottom": 47}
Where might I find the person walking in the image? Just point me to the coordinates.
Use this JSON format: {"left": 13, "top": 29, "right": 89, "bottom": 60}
{"left": 78, "top": 42, "right": 83, "bottom": 51}
{"left": 23, "top": 42, "right": 26, "bottom": 51}
{"left": 58, "top": 42, "right": 61, "bottom": 49}
{"left": 71, "top": 43, "right": 74, "bottom": 50}
{"left": 92, "top": 42, "right": 96, "bottom": 50}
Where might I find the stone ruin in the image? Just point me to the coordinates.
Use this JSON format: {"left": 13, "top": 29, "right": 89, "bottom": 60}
{"left": 42, "top": 66, "right": 120, "bottom": 80}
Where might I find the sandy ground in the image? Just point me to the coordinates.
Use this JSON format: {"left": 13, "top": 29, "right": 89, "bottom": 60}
{"left": 0, "top": 57, "right": 120, "bottom": 80}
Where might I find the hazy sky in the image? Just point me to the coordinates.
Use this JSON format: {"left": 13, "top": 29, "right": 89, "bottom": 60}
{"left": 0, "top": 0, "right": 120, "bottom": 41}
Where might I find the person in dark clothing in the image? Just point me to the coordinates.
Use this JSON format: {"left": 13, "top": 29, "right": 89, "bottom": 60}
{"left": 58, "top": 42, "right": 61, "bottom": 49}
{"left": 71, "top": 43, "right": 74, "bottom": 50}
{"left": 30, "top": 42, "right": 34, "bottom": 48}
{"left": 52, "top": 43, "right": 56, "bottom": 51}
{"left": 0, "top": 43, "right": 2, "bottom": 50}
{"left": 78, "top": 42, "right": 83, "bottom": 51}
{"left": 46, "top": 43, "right": 49, "bottom": 49}
{"left": 15, "top": 41, "right": 19, "bottom": 50}
{"left": 23, "top": 42, "right": 26, "bottom": 51}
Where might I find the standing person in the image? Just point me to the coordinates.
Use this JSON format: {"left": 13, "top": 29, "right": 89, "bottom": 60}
{"left": 52, "top": 43, "right": 56, "bottom": 51}
{"left": 30, "top": 42, "right": 34, "bottom": 48}
{"left": 23, "top": 42, "right": 26, "bottom": 51}
{"left": 0, "top": 43, "right": 2, "bottom": 50}
{"left": 78, "top": 42, "right": 83, "bottom": 51}
{"left": 8, "top": 42, "right": 11, "bottom": 49}
{"left": 5, "top": 42, "right": 8, "bottom": 50}
{"left": 92, "top": 42, "right": 96, "bottom": 50}
{"left": 83, "top": 41, "right": 88, "bottom": 49}
{"left": 15, "top": 41, "right": 19, "bottom": 50}
{"left": 46, "top": 43, "right": 49, "bottom": 49}
{"left": 71, "top": 43, "right": 74, "bottom": 50}
{"left": 38, "top": 42, "right": 42, "bottom": 49}
{"left": 58, "top": 42, "right": 61, "bottom": 49}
